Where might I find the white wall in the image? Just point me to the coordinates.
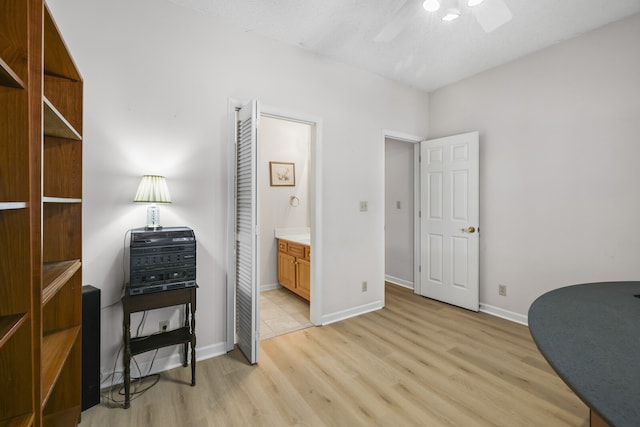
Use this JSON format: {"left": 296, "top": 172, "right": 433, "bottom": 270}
{"left": 259, "top": 116, "right": 311, "bottom": 288}
{"left": 46, "top": 0, "right": 429, "bottom": 379}
{"left": 384, "top": 138, "right": 414, "bottom": 287}
{"left": 428, "top": 13, "right": 640, "bottom": 319}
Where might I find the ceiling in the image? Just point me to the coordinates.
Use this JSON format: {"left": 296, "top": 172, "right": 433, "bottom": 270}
{"left": 167, "top": 0, "right": 640, "bottom": 92}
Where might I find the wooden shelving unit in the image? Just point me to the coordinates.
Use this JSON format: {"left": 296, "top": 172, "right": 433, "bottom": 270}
{"left": 0, "top": 1, "right": 83, "bottom": 426}
{"left": 0, "top": 57, "right": 25, "bottom": 89}
{"left": 0, "top": 414, "right": 34, "bottom": 427}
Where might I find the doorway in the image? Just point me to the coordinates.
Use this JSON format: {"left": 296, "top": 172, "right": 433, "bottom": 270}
{"left": 258, "top": 115, "right": 314, "bottom": 339}
{"left": 226, "top": 99, "right": 323, "bottom": 362}
{"left": 385, "top": 137, "right": 416, "bottom": 289}
{"left": 383, "top": 131, "right": 423, "bottom": 295}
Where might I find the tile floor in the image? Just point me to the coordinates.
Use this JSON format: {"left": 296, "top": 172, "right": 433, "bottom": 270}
{"left": 260, "top": 287, "right": 312, "bottom": 340}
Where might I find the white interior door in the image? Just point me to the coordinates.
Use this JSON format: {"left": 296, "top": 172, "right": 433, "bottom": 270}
{"left": 235, "top": 100, "right": 260, "bottom": 363}
{"left": 420, "top": 132, "right": 479, "bottom": 311}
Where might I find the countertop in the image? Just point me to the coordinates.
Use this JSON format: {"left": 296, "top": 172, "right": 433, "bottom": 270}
{"left": 528, "top": 282, "right": 640, "bottom": 427}
{"left": 274, "top": 228, "right": 310, "bottom": 246}
{"left": 276, "top": 234, "right": 310, "bottom": 246}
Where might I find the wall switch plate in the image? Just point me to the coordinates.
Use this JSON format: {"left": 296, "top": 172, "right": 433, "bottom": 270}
{"left": 396, "top": 201, "right": 401, "bottom": 209}
{"left": 362, "top": 281, "right": 368, "bottom": 292}
{"left": 498, "top": 284, "right": 507, "bottom": 296}
{"left": 360, "top": 201, "right": 368, "bottom": 212}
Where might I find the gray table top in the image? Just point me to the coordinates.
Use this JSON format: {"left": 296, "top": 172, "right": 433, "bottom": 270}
{"left": 528, "top": 282, "right": 640, "bottom": 427}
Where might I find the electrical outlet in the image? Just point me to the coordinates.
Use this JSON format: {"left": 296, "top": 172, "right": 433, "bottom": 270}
{"left": 159, "top": 320, "right": 170, "bottom": 332}
{"left": 362, "top": 281, "right": 368, "bottom": 292}
{"left": 498, "top": 284, "right": 507, "bottom": 296}
{"left": 360, "top": 201, "right": 368, "bottom": 212}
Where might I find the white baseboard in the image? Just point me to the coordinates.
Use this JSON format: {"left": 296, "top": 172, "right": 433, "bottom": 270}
{"left": 479, "top": 303, "right": 528, "bottom": 326}
{"left": 261, "top": 283, "right": 282, "bottom": 292}
{"left": 320, "top": 300, "right": 383, "bottom": 325}
{"left": 100, "top": 341, "right": 227, "bottom": 389}
{"left": 384, "top": 275, "right": 414, "bottom": 289}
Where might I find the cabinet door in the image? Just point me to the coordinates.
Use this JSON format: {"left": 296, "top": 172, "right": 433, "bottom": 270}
{"left": 296, "top": 258, "right": 311, "bottom": 301}
{"left": 277, "top": 252, "right": 296, "bottom": 291}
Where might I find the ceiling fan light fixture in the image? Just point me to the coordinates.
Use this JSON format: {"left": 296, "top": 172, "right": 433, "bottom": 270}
{"left": 467, "top": 0, "right": 484, "bottom": 6}
{"left": 423, "top": 0, "right": 441, "bottom": 12}
{"left": 442, "top": 8, "right": 460, "bottom": 21}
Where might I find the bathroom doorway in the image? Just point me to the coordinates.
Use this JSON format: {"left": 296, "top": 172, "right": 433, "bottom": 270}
{"left": 226, "top": 99, "right": 323, "bottom": 361}
{"left": 258, "top": 115, "right": 314, "bottom": 339}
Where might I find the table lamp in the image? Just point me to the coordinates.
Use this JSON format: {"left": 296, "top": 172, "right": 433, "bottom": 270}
{"left": 133, "top": 175, "right": 172, "bottom": 229}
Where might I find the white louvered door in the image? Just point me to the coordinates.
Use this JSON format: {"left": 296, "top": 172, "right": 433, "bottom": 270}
{"left": 236, "top": 100, "right": 260, "bottom": 364}
{"left": 420, "top": 131, "right": 479, "bottom": 311}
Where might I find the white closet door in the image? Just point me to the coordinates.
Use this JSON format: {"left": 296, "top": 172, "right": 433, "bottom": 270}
{"left": 236, "top": 100, "right": 260, "bottom": 364}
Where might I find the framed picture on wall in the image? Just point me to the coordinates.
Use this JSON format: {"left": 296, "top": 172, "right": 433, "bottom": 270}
{"left": 269, "top": 161, "right": 296, "bottom": 186}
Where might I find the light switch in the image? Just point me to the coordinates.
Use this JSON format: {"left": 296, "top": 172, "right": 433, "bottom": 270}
{"left": 360, "top": 201, "right": 368, "bottom": 212}
{"left": 396, "top": 201, "right": 401, "bottom": 209}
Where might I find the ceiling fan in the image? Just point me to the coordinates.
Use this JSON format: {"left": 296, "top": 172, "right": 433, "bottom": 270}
{"left": 374, "top": 0, "right": 513, "bottom": 42}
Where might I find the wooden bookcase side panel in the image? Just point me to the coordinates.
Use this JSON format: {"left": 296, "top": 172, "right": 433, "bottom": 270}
{"left": 0, "top": 87, "right": 30, "bottom": 202}
{"left": 43, "top": 137, "right": 82, "bottom": 199}
{"left": 43, "top": 75, "right": 82, "bottom": 137}
{"left": 42, "top": 339, "right": 81, "bottom": 421}
{"left": 0, "top": 209, "right": 31, "bottom": 316}
{"left": 42, "top": 270, "right": 81, "bottom": 335}
{"left": 0, "top": 319, "right": 33, "bottom": 423}
{"left": 42, "top": 202, "right": 81, "bottom": 263}
{"left": 0, "top": 0, "right": 29, "bottom": 85}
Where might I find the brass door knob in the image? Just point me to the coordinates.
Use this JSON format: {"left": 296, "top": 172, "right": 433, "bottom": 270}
{"left": 461, "top": 226, "right": 476, "bottom": 233}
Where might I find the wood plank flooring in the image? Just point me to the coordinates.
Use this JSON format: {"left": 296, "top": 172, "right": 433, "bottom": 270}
{"left": 80, "top": 284, "right": 589, "bottom": 426}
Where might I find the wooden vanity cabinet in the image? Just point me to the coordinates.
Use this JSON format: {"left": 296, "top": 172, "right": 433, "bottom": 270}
{"left": 277, "top": 239, "right": 310, "bottom": 301}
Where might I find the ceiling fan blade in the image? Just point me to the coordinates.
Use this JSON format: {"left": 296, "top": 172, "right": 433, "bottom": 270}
{"left": 374, "top": 0, "right": 413, "bottom": 43}
{"left": 474, "top": 0, "right": 512, "bottom": 33}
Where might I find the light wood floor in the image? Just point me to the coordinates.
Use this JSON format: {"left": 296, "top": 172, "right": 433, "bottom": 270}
{"left": 80, "top": 284, "right": 589, "bottom": 426}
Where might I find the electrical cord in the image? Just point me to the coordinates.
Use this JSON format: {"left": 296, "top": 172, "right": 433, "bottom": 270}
{"left": 100, "top": 303, "right": 163, "bottom": 407}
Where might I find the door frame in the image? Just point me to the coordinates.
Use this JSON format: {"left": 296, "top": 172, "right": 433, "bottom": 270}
{"left": 382, "top": 129, "right": 424, "bottom": 296}
{"left": 226, "top": 99, "right": 324, "bottom": 352}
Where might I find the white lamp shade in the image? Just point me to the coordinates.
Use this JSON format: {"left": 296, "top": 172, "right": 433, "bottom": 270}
{"left": 134, "top": 175, "right": 172, "bottom": 203}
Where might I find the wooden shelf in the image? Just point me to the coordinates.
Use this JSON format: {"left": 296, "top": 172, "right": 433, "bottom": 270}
{"left": 43, "top": 97, "right": 82, "bottom": 140}
{"left": 41, "top": 327, "right": 81, "bottom": 407}
{"left": 42, "top": 260, "right": 81, "bottom": 306}
{"left": 0, "top": 57, "right": 25, "bottom": 89}
{"left": 0, "top": 202, "right": 27, "bottom": 211}
{"left": 43, "top": 7, "right": 81, "bottom": 82}
{"left": 42, "top": 405, "right": 80, "bottom": 427}
{"left": 130, "top": 327, "right": 192, "bottom": 356}
{"left": 0, "top": 314, "right": 28, "bottom": 348}
{"left": 0, "top": 413, "right": 34, "bottom": 427}
{"left": 42, "top": 197, "right": 81, "bottom": 204}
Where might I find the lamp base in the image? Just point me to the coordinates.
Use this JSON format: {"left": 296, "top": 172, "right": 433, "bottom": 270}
{"left": 146, "top": 205, "right": 162, "bottom": 229}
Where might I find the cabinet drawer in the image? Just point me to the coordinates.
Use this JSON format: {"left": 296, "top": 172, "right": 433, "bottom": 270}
{"left": 287, "top": 242, "right": 305, "bottom": 258}
{"left": 278, "top": 240, "right": 287, "bottom": 252}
